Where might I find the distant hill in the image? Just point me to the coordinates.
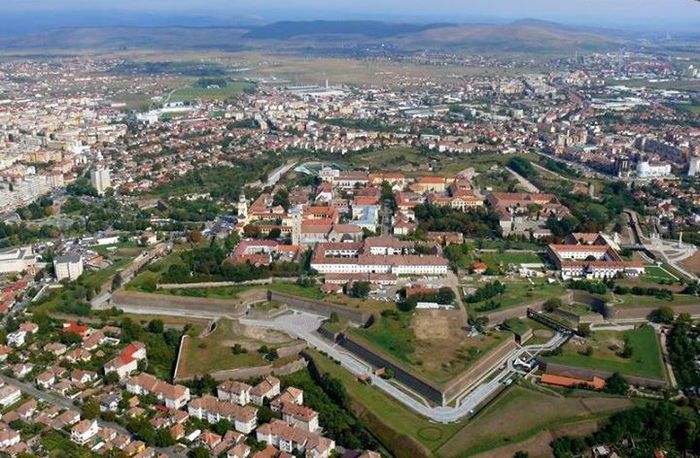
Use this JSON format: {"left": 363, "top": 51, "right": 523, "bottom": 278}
{"left": 0, "top": 20, "right": 626, "bottom": 53}
{"left": 391, "top": 21, "right": 624, "bottom": 52}
{"left": 243, "top": 20, "right": 453, "bottom": 40}
{"left": 0, "top": 27, "right": 249, "bottom": 51}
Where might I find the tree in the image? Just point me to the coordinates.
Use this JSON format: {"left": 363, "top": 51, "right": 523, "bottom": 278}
{"left": 543, "top": 298, "right": 562, "bottom": 313}
{"left": 243, "top": 225, "right": 261, "bottom": 239}
{"left": 604, "top": 372, "right": 629, "bottom": 395}
{"left": 577, "top": 323, "right": 591, "bottom": 337}
{"left": 155, "top": 428, "right": 176, "bottom": 447}
{"left": 189, "top": 446, "right": 211, "bottom": 458}
{"left": 147, "top": 319, "right": 164, "bottom": 334}
{"left": 82, "top": 400, "right": 100, "bottom": 420}
{"left": 349, "top": 281, "right": 371, "bottom": 299}
{"left": 189, "top": 229, "right": 203, "bottom": 244}
{"left": 652, "top": 305, "right": 675, "bottom": 324}
{"left": 60, "top": 331, "right": 83, "bottom": 346}
{"left": 103, "top": 371, "right": 120, "bottom": 386}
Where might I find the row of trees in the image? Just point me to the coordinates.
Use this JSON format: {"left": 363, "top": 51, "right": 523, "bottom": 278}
{"left": 466, "top": 280, "right": 506, "bottom": 303}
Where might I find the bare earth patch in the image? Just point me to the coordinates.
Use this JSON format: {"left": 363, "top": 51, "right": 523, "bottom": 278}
{"left": 411, "top": 309, "right": 463, "bottom": 341}
{"left": 681, "top": 251, "right": 700, "bottom": 275}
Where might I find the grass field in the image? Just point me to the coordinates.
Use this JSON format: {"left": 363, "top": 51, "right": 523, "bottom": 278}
{"left": 468, "top": 280, "right": 565, "bottom": 314}
{"left": 473, "top": 251, "right": 544, "bottom": 270}
{"left": 437, "top": 383, "right": 633, "bottom": 457}
{"left": 642, "top": 265, "right": 678, "bottom": 283}
{"left": 614, "top": 293, "right": 699, "bottom": 307}
{"left": 545, "top": 325, "right": 666, "bottom": 380}
{"left": 177, "top": 318, "right": 298, "bottom": 378}
{"left": 170, "top": 81, "right": 255, "bottom": 102}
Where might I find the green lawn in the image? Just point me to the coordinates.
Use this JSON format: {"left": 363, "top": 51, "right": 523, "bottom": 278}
{"left": 679, "top": 104, "right": 700, "bottom": 115}
{"left": 642, "top": 265, "right": 678, "bottom": 283}
{"left": 178, "top": 318, "right": 297, "bottom": 378}
{"left": 614, "top": 293, "right": 699, "bottom": 308}
{"left": 504, "top": 318, "right": 530, "bottom": 336}
{"left": 470, "top": 280, "right": 566, "bottom": 314}
{"left": 353, "top": 313, "right": 416, "bottom": 363}
{"left": 474, "top": 251, "right": 544, "bottom": 270}
{"left": 126, "top": 250, "right": 184, "bottom": 291}
{"left": 267, "top": 282, "right": 325, "bottom": 300}
{"left": 546, "top": 325, "right": 666, "bottom": 380}
{"left": 170, "top": 81, "right": 255, "bottom": 102}
{"left": 350, "top": 147, "right": 422, "bottom": 170}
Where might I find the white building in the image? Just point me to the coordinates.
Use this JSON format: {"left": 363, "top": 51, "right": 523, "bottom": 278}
{"left": 0, "top": 246, "right": 36, "bottom": 274}
{"left": 71, "top": 419, "right": 98, "bottom": 445}
{"left": 54, "top": 254, "right": 84, "bottom": 281}
{"left": 90, "top": 168, "right": 111, "bottom": 195}
{"left": 7, "top": 331, "right": 27, "bottom": 347}
{"left": 636, "top": 161, "right": 671, "bottom": 179}
{"left": 0, "top": 385, "right": 21, "bottom": 408}
{"left": 689, "top": 156, "right": 700, "bottom": 177}
{"left": 188, "top": 395, "right": 258, "bottom": 434}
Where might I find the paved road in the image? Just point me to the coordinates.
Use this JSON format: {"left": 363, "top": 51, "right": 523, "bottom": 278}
{"left": 0, "top": 374, "right": 184, "bottom": 457}
{"left": 242, "top": 311, "right": 569, "bottom": 423}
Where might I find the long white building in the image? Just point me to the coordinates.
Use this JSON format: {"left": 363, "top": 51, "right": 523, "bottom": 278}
{"left": 310, "top": 237, "right": 448, "bottom": 276}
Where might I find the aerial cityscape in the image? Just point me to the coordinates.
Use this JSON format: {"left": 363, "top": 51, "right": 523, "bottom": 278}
{"left": 0, "top": 1, "right": 699, "bottom": 457}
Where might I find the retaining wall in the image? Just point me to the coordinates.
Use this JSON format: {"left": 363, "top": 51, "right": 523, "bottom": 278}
{"left": 111, "top": 289, "right": 256, "bottom": 317}
{"left": 539, "top": 361, "right": 667, "bottom": 389}
{"left": 337, "top": 333, "right": 444, "bottom": 405}
{"left": 607, "top": 303, "right": 700, "bottom": 321}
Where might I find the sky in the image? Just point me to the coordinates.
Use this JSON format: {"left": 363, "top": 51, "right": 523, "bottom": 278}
{"left": 2, "top": 0, "right": 700, "bottom": 32}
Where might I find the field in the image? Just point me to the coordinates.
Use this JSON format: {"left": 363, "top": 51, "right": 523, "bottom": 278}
{"left": 472, "top": 251, "right": 545, "bottom": 270}
{"left": 641, "top": 265, "right": 678, "bottom": 283}
{"left": 177, "top": 318, "right": 299, "bottom": 378}
{"left": 545, "top": 325, "right": 666, "bottom": 380}
{"left": 436, "top": 383, "right": 633, "bottom": 457}
{"left": 467, "top": 280, "right": 566, "bottom": 314}
{"left": 169, "top": 80, "right": 255, "bottom": 102}
{"left": 679, "top": 104, "right": 700, "bottom": 115}
{"left": 351, "top": 309, "right": 509, "bottom": 385}
{"left": 613, "top": 293, "right": 699, "bottom": 308}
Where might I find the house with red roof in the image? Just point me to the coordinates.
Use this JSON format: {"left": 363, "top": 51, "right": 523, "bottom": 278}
{"left": 104, "top": 342, "right": 147, "bottom": 379}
